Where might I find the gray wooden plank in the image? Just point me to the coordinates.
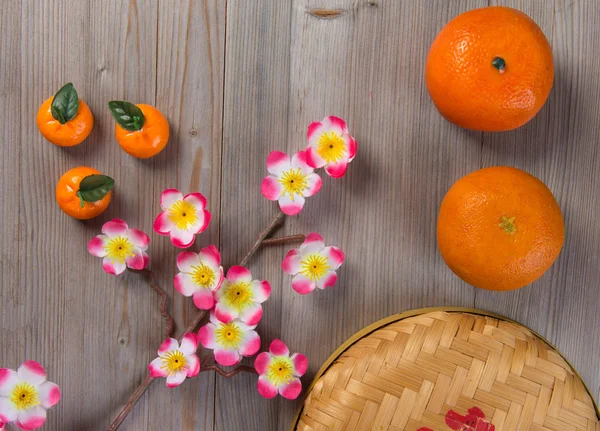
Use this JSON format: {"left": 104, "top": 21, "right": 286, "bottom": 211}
{"left": 475, "top": 0, "right": 600, "bottom": 405}
{"left": 216, "top": 0, "right": 295, "bottom": 430}
{"left": 143, "top": 0, "right": 225, "bottom": 429}
{"left": 11, "top": 0, "right": 159, "bottom": 429}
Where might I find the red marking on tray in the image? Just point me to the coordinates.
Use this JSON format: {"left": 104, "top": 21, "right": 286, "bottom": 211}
{"left": 417, "top": 406, "right": 495, "bottom": 431}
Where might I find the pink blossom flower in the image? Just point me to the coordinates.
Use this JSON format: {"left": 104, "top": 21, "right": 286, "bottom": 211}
{"left": 198, "top": 312, "right": 260, "bottom": 366}
{"left": 88, "top": 219, "right": 150, "bottom": 275}
{"left": 214, "top": 266, "right": 271, "bottom": 325}
{"left": 148, "top": 333, "right": 200, "bottom": 388}
{"left": 153, "top": 189, "right": 211, "bottom": 248}
{"left": 254, "top": 339, "right": 308, "bottom": 400}
{"left": 261, "top": 150, "right": 322, "bottom": 215}
{"left": 0, "top": 361, "right": 61, "bottom": 430}
{"left": 305, "top": 116, "right": 357, "bottom": 178}
{"left": 282, "top": 232, "right": 344, "bottom": 294}
{"left": 174, "top": 246, "right": 224, "bottom": 310}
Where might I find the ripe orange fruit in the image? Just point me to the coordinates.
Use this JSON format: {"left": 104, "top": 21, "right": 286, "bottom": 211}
{"left": 437, "top": 167, "right": 564, "bottom": 291}
{"left": 425, "top": 7, "right": 554, "bottom": 131}
{"left": 109, "top": 101, "right": 169, "bottom": 158}
{"left": 56, "top": 166, "right": 114, "bottom": 220}
{"left": 36, "top": 83, "right": 94, "bottom": 146}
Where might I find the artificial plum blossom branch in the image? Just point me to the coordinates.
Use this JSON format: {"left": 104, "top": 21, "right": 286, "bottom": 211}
{"left": 107, "top": 210, "right": 292, "bottom": 431}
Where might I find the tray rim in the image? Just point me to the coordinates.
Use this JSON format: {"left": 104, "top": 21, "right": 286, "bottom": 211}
{"left": 291, "top": 306, "right": 600, "bottom": 430}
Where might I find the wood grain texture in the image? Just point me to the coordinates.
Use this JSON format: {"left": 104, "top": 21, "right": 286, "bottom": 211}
{"left": 0, "top": 0, "right": 599, "bottom": 430}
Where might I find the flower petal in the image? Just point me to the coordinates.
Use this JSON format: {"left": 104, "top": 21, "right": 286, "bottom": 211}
{"left": 279, "top": 377, "right": 302, "bottom": 400}
{"left": 238, "top": 303, "right": 263, "bottom": 326}
{"left": 322, "top": 246, "right": 345, "bottom": 269}
{"left": 291, "top": 353, "right": 308, "bottom": 377}
{"left": 16, "top": 405, "right": 46, "bottom": 431}
{"left": 125, "top": 249, "right": 146, "bottom": 270}
{"left": 197, "top": 323, "right": 217, "bottom": 349}
{"left": 37, "top": 381, "right": 61, "bottom": 409}
{"left": 269, "top": 339, "right": 289, "bottom": 357}
{"left": 292, "top": 273, "right": 316, "bottom": 295}
{"left": 185, "top": 354, "right": 200, "bottom": 378}
{"left": 127, "top": 228, "right": 150, "bottom": 249}
{"left": 198, "top": 210, "right": 211, "bottom": 234}
{"left": 166, "top": 371, "right": 187, "bottom": 388}
{"left": 160, "top": 189, "right": 183, "bottom": 210}
{"left": 87, "top": 235, "right": 108, "bottom": 257}
{"left": 302, "top": 173, "right": 322, "bottom": 197}
{"left": 250, "top": 280, "right": 271, "bottom": 303}
{"left": 254, "top": 352, "right": 272, "bottom": 375}
{"left": 153, "top": 211, "right": 174, "bottom": 235}
{"left": 176, "top": 252, "right": 200, "bottom": 272}
{"left": 170, "top": 228, "right": 195, "bottom": 249}
{"left": 305, "top": 146, "right": 326, "bottom": 169}
{"left": 226, "top": 266, "right": 252, "bottom": 283}
{"left": 179, "top": 332, "right": 198, "bottom": 355}
{"left": 192, "top": 290, "right": 216, "bottom": 310}
{"left": 282, "top": 249, "right": 301, "bottom": 275}
{"left": 261, "top": 175, "right": 283, "bottom": 201}
{"left": 198, "top": 245, "right": 221, "bottom": 269}
{"left": 278, "top": 194, "right": 305, "bottom": 216}
{"left": 239, "top": 330, "right": 261, "bottom": 357}
{"left": 0, "top": 396, "right": 18, "bottom": 423}
{"left": 214, "top": 347, "right": 241, "bottom": 367}
{"left": 102, "top": 219, "right": 128, "bottom": 237}
{"left": 148, "top": 357, "right": 168, "bottom": 378}
{"left": 0, "top": 369, "right": 19, "bottom": 396}
{"left": 324, "top": 160, "right": 349, "bottom": 178}
{"left": 347, "top": 135, "right": 357, "bottom": 161}
{"left": 158, "top": 338, "right": 179, "bottom": 356}
{"left": 316, "top": 270, "right": 338, "bottom": 290}
{"left": 174, "top": 273, "right": 197, "bottom": 297}
{"left": 291, "top": 150, "right": 314, "bottom": 174}
{"left": 266, "top": 151, "right": 291, "bottom": 176}
{"left": 215, "top": 301, "right": 239, "bottom": 323}
{"left": 183, "top": 192, "right": 207, "bottom": 210}
{"left": 257, "top": 375, "right": 278, "bottom": 399}
{"left": 17, "top": 361, "right": 46, "bottom": 385}
{"left": 300, "top": 232, "right": 325, "bottom": 254}
{"left": 306, "top": 120, "right": 325, "bottom": 142}
{"left": 102, "top": 258, "right": 126, "bottom": 276}
{"left": 325, "top": 116, "right": 348, "bottom": 132}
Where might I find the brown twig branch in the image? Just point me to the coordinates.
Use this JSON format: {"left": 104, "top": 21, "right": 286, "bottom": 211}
{"left": 107, "top": 210, "right": 286, "bottom": 431}
{"left": 200, "top": 356, "right": 257, "bottom": 378}
{"left": 129, "top": 268, "right": 174, "bottom": 338}
{"left": 239, "top": 210, "right": 285, "bottom": 266}
{"left": 262, "top": 233, "right": 305, "bottom": 246}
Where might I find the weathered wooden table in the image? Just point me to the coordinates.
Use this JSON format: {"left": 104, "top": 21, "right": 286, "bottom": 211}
{"left": 1, "top": 1, "right": 599, "bottom": 430}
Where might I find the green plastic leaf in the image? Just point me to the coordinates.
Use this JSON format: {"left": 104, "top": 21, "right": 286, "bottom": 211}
{"left": 51, "top": 83, "right": 79, "bottom": 124}
{"left": 108, "top": 101, "right": 145, "bottom": 131}
{"left": 76, "top": 174, "right": 115, "bottom": 207}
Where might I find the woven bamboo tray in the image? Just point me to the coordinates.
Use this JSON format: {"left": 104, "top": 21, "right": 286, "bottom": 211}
{"left": 294, "top": 307, "right": 599, "bottom": 431}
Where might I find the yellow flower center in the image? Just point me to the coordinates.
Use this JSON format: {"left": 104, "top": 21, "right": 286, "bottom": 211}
{"left": 10, "top": 383, "right": 39, "bottom": 411}
{"left": 299, "top": 254, "right": 331, "bottom": 281}
{"left": 267, "top": 358, "right": 294, "bottom": 386}
{"left": 105, "top": 236, "right": 135, "bottom": 263}
{"left": 277, "top": 169, "right": 308, "bottom": 200}
{"left": 191, "top": 263, "right": 215, "bottom": 288}
{"left": 161, "top": 350, "right": 187, "bottom": 374}
{"left": 215, "top": 322, "right": 243, "bottom": 349}
{"left": 317, "top": 132, "right": 346, "bottom": 163}
{"left": 168, "top": 200, "right": 198, "bottom": 230}
{"left": 223, "top": 282, "right": 254, "bottom": 311}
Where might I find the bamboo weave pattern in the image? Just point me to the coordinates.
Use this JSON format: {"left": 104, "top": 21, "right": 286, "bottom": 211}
{"left": 297, "top": 311, "right": 599, "bottom": 431}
